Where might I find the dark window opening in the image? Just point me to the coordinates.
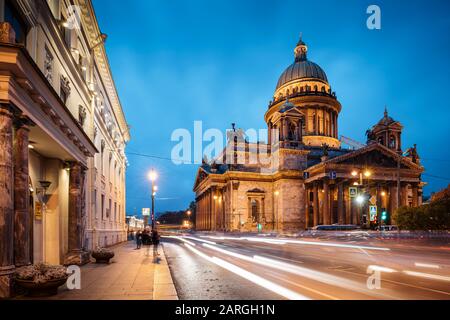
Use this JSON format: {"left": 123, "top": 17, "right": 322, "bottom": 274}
{"left": 4, "top": 0, "right": 30, "bottom": 44}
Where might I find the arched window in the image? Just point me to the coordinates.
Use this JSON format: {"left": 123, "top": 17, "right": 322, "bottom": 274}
{"left": 314, "top": 85, "right": 318, "bottom": 92}
{"left": 378, "top": 136, "right": 384, "bottom": 145}
{"left": 300, "top": 86, "right": 304, "bottom": 93}
{"left": 390, "top": 135, "right": 396, "bottom": 149}
{"left": 288, "top": 123, "right": 296, "bottom": 140}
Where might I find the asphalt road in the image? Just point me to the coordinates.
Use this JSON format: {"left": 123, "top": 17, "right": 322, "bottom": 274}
{"left": 162, "top": 234, "right": 450, "bottom": 300}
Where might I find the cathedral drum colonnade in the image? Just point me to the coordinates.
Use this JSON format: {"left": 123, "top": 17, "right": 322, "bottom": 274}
{"left": 193, "top": 36, "right": 424, "bottom": 233}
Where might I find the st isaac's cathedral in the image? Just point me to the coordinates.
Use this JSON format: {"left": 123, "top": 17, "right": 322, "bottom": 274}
{"left": 193, "top": 37, "right": 425, "bottom": 232}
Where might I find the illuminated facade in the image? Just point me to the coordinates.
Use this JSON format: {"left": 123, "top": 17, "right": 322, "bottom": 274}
{"left": 193, "top": 37, "right": 424, "bottom": 233}
{"left": 0, "top": 0, "right": 129, "bottom": 297}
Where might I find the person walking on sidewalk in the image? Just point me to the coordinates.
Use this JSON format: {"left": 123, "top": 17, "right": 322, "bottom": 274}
{"left": 151, "top": 229, "right": 161, "bottom": 257}
{"left": 142, "top": 227, "right": 152, "bottom": 256}
{"left": 136, "top": 230, "right": 143, "bottom": 249}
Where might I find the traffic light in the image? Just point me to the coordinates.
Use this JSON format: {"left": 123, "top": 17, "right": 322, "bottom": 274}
{"left": 381, "top": 210, "right": 388, "bottom": 221}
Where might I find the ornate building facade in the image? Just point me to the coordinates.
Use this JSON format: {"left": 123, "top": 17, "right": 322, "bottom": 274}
{"left": 0, "top": 0, "right": 129, "bottom": 297}
{"left": 193, "top": 37, "right": 424, "bottom": 233}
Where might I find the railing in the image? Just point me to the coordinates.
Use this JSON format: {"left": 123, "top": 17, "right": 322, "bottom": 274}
{"left": 268, "top": 90, "right": 337, "bottom": 109}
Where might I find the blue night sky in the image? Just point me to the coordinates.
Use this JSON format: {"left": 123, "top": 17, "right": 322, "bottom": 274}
{"left": 92, "top": 0, "right": 450, "bottom": 215}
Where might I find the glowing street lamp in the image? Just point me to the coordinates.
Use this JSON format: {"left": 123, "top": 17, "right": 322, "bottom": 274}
{"left": 148, "top": 169, "right": 158, "bottom": 231}
{"left": 356, "top": 195, "right": 365, "bottom": 205}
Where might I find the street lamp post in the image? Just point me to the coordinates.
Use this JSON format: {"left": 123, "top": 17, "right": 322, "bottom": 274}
{"left": 186, "top": 210, "right": 192, "bottom": 229}
{"left": 149, "top": 169, "right": 158, "bottom": 231}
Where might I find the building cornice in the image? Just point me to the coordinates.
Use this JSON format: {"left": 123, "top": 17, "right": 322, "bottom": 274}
{"left": 76, "top": 0, "right": 130, "bottom": 142}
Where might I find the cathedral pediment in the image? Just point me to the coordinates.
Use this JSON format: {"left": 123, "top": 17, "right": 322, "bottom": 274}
{"left": 322, "top": 143, "right": 423, "bottom": 171}
{"left": 193, "top": 167, "right": 210, "bottom": 191}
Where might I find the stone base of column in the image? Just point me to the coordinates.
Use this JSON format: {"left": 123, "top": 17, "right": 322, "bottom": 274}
{"left": 64, "top": 250, "right": 90, "bottom": 266}
{"left": 0, "top": 265, "right": 15, "bottom": 298}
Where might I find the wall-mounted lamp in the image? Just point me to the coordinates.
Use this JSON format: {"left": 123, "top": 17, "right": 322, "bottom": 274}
{"left": 37, "top": 180, "right": 52, "bottom": 204}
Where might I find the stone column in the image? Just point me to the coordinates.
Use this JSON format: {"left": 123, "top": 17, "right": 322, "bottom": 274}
{"left": 0, "top": 105, "right": 14, "bottom": 298}
{"left": 335, "top": 113, "right": 338, "bottom": 138}
{"left": 64, "top": 162, "right": 89, "bottom": 265}
{"left": 13, "top": 117, "right": 31, "bottom": 267}
{"left": 401, "top": 183, "right": 409, "bottom": 207}
{"left": 323, "top": 180, "right": 330, "bottom": 225}
{"left": 282, "top": 118, "right": 288, "bottom": 142}
{"left": 337, "top": 182, "right": 344, "bottom": 225}
{"left": 211, "top": 190, "right": 215, "bottom": 231}
{"left": 412, "top": 183, "right": 419, "bottom": 208}
{"left": 313, "top": 183, "right": 319, "bottom": 226}
{"left": 322, "top": 109, "right": 326, "bottom": 135}
{"left": 344, "top": 184, "right": 351, "bottom": 224}
{"left": 268, "top": 123, "right": 272, "bottom": 146}
{"left": 315, "top": 107, "right": 320, "bottom": 135}
{"left": 376, "top": 184, "right": 382, "bottom": 224}
{"left": 389, "top": 184, "right": 398, "bottom": 213}
{"left": 305, "top": 186, "right": 310, "bottom": 229}
{"left": 297, "top": 119, "right": 303, "bottom": 142}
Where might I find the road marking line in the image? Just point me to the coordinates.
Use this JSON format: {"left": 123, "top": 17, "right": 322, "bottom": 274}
{"left": 184, "top": 243, "right": 309, "bottom": 300}
{"left": 367, "top": 265, "right": 397, "bottom": 273}
{"left": 414, "top": 262, "right": 441, "bottom": 269}
{"left": 266, "top": 272, "right": 340, "bottom": 300}
{"left": 403, "top": 270, "right": 450, "bottom": 282}
{"left": 334, "top": 268, "right": 450, "bottom": 296}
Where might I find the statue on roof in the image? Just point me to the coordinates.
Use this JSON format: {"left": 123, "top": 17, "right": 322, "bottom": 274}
{"left": 365, "top": 128, "right": 376, "bottom": 143}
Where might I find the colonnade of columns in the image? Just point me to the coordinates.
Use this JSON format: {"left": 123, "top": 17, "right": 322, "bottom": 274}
{"left": 305, "top": 179, "right": 421, "bottom": 228}
{"left": 196, "top": 188, "right": 226, "bottom": 231}
{"left": 304, "top": 107, "right": 338, "bottom": 138}
{"left": 0, "top": 104, "right": 87, "bottom": 298}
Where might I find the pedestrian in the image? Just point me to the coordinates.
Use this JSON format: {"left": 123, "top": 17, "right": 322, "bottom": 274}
{"left": 142, "top": 227, "right": 152, "bottom": 256}
{"left": 136, "top": 230, "right": 143, "bottom": 249}
{"left": 151, "top": 229, "right": 161, "bottom": 257}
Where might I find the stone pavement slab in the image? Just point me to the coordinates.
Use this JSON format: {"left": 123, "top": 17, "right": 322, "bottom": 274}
{"left": 19, "top": 242, "right": 178, "bottom": 300}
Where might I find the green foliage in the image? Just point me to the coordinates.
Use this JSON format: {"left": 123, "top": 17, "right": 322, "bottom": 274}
{"left": 393, "top": 199, "right": 450, "bottom": 231}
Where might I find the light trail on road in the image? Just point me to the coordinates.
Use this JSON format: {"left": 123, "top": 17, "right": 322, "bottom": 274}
{"left": 163, "top": 234, "right": 450, "bottom": 300}
{"left": 202, "top": 243, "right": 382, "bottom": 298}
{"left": 199, "top": 235, "right": 390, "bottom": 251}
{"left": 184, "top": 243, "right": 310, "bottom": 300}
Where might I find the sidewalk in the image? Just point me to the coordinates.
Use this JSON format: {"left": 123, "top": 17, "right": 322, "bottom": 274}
{"left": 36, "top": 242, "right": 178, "bottom": 300}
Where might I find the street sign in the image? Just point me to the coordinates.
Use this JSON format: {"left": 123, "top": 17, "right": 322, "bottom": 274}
{"left": 369, "top": 206, "right": 377, "bottom": 222}
{"left": 142, "top": 208, "right": 150, "bottom": 216}
{"left": 369, "top": 196, "right": 377, "bottom": 205}
{"left": 329, "top": 171, "right": 337, "bottom": 180}
{"left": 349, "top": 187, "right": 358, "bottom": 198}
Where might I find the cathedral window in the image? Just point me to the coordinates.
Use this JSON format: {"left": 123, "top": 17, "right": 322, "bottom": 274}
{"left": 288, "top": 123, "right": 296, "bottom": 140}
{"left": 390, "top": 135, "right": 397, "bottom": 149}
{"left": 251, "top": 199, "right": 260, "bottom": 223}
